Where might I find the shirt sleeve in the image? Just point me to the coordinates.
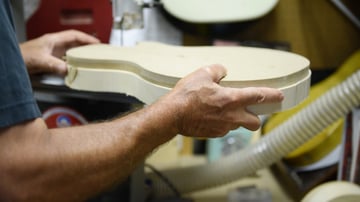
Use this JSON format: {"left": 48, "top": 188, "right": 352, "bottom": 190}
{"left": 0, "top": 0, "right": 41, "bottom": 128}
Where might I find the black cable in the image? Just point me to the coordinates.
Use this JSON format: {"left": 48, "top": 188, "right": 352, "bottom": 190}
{"left": 145, "top": 163, "right": 181, "bottom": 197}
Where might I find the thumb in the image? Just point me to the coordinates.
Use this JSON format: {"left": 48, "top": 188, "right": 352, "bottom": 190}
{"left": 204, "top": 64, "right": 227, "bottom": 83}
{"left": 44, "top": 56, "right": 68, "bottom": 75}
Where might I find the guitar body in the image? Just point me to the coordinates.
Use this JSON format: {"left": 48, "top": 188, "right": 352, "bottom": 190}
{"left": 65, "top": 42, "right": 310, "bottom": 114}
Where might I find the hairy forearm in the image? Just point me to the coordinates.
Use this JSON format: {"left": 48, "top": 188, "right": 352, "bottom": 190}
{"left": 0, "top": 100, "right": 177, "bottom": 201}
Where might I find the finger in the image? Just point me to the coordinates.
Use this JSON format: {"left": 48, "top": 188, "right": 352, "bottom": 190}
{"left": 227, "top": 105, "right": 262, "bottom": 131}
{"left": 239, "top": 112, "right": 261, "bottom": 131}
{"left": 54, "top": 30, "right": 100, "bottom": 46}
{"left": 38, "top": 56, "right": 67, "bottom": 76}
{"left": 49, "top": 57, "right": 68, "bottom": 75}
{"left": 235, "top": 87, "right": 284, "bottom": 106}
{"left": 204, "top": 64, "right": 227, "bottom": 83}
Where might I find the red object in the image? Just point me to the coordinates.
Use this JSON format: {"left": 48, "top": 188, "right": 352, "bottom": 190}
{"left": 42, "top": 106, "right": 88, "bottom": 129}
{"left": 26, "top": 0, "right": 113, "bottom": 43}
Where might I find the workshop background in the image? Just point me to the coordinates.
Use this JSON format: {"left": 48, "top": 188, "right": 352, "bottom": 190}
{"left": 11, "top": 0, "right": 360, "bottom": 201}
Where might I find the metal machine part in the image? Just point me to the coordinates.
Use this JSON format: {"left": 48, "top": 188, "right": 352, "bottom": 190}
{"left": 110, "top": 0, "right": 182, "bottom": 46}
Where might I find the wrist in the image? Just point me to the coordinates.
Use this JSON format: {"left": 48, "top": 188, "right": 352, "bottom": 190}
{"left": 145, "top": 96, "right": 181, "bottom": 142}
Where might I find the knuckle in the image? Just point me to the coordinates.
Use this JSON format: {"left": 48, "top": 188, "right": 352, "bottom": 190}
{"left": 253, "top": 90, "right": 266, "bottom": 103}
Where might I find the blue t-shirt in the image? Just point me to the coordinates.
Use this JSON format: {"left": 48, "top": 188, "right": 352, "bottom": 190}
{"left": 0, "top": 0, "right": 41, "bottom": 127}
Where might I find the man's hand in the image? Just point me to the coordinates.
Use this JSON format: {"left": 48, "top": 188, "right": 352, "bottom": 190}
{"left": 20, "top": 30, "right": 100, "bottom": 76}
{"left": 161, "top": 64, "right": 284, "bottom": 138}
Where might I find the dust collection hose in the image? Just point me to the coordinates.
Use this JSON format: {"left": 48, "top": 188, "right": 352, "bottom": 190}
{"left": 147, "top": 70, "right": 360, "bottom": 198}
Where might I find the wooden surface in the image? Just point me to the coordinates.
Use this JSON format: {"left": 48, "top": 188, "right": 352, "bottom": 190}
{"left": 65, "top": 42, "right": 311, "bottom": 114}
{"left": 66, "top": 42, "right": 309, "bottom": 84}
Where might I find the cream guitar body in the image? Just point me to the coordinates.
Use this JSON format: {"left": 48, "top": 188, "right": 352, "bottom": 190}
{"left": 65, "top": 42, "right": 310, "bottom": 114}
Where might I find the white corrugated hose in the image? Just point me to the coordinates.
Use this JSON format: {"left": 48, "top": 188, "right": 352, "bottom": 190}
{"left": 147, "top": 70, "right": 360, "bottom": 198}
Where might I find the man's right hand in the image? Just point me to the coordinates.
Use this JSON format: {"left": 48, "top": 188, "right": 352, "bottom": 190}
{"left": 158, "top": 64, "right": 284, "bottom": 138}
